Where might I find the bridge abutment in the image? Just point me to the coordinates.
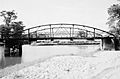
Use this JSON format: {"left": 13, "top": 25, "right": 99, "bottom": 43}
{"left": 0, "top": 43, "right": 5, "bottom": 69}
{"left": 113, "top": 38, "right": 120, "bottom": 50}
{"left": 100, "top": 37, "right": 115, "bottom": 50}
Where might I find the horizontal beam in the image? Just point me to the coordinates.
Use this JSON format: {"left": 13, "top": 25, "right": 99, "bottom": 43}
{"left": 0, "top": 37, "right": 114, "bottom": 40}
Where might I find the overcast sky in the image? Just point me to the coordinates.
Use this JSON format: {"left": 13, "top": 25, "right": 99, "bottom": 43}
{"left": 0, "top": 0, "right": 118, "bottom": 30}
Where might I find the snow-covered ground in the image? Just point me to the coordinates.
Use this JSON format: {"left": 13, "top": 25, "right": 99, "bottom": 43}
{"left": 1, "top": 51, "right": 120, "bottom": 79}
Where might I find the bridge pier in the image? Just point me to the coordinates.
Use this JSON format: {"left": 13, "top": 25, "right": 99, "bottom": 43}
{"left": 113, "top": 38, "right": 120, "bottom": 50}
{"left": 0, "top": 43, "right": 5, "bottom": 69}
{"left": 100, "top": 37, "right": 115, "bottom": 50}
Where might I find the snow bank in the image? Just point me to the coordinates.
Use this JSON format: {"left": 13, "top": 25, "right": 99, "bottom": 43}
{"left": 1, "top": 51, "right": 120, "bottom": 79}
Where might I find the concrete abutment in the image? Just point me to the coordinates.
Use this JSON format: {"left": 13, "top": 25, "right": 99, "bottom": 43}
{"left": 100, "top": 37, "right": 120, "bottom": 50}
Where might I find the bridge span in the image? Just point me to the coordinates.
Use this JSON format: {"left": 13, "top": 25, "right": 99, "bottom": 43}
{"left": 22, "top": 23, "right": 115, "bottom": 41}
{"left": 21, "top": 23, "right": 118, "bottom": 50}
{"left": 0, "top": 23, "right": 118, "bottom": 57}
{"left": 0, "top": 23, "right": 115, "bottom": 41}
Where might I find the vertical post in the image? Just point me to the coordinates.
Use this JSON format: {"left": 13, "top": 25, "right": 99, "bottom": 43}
{"left": 94, "top": 28, "right": 95, "bottom": 39}
{"left": 36, "top": 31, "right": 37, "bottom": 38}
{"left": 28, "top": 29, "right": 30, "bottom": 38}
{"left": 19, "top": 44, "right": 22, "bottom": 57}
{"left": 70, "top": 28, "right": 71, "bottom": 37}
{"left": 1, "top": 32, "right": 3, "bottom": 39}
{"left": 114, "top": 37, "right": 119, "bottom": 50}
{"left": 52, "top": 28, "right": 54, "bottom": 37}
{"left": 0, "top": 44, "right": 5, "bottom": 69}
{"left": 101, "top": 38, "right": 104, "bottom": 50}
{"left": 72, "top": 24, "right": 74, "bottom": 37}
{"left": 86, "top": 30, "right": 88, "bottom": 38}
{"left": 1, "top": 32, "right": 4, "bottom": 43}
{"left": 28, "top": 29, "right": 30, "bottom": 44}
{"left": 50, "top": 25, "right": 51, "bottom": 37}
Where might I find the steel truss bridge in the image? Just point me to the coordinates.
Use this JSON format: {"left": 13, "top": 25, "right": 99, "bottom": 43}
{"left": 21, "top": 23, "right": 115, "bottom": 41}
{"left": 0, "top": 23, "right": 115, "bottom": 41}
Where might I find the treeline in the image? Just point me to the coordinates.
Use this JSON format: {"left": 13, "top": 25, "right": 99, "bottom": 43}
{"left": 107, "top": 0, "right": 120, "bottom": 49}
{"left": 0, "top": 10, "right": 25, "bottom": 56}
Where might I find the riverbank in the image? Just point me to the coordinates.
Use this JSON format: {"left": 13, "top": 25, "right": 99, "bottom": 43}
{"left": 0, "top": 51, "right": 120, "bottom": 79}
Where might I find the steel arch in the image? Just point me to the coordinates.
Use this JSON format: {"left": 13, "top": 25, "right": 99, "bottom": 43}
{"left": 23, "top": 23, "right": 115, "bottom": 39}
{"left": 26, "top": 27, "right": 103, "bottom": 38}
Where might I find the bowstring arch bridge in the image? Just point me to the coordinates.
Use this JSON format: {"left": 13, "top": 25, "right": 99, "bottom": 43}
{"left": 22, "top": 23, "right": 115, "bottom": 41}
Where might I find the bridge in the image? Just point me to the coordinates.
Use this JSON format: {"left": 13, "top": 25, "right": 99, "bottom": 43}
{"left": 0, "top": 23, "right": 117, "bottom": 57}
{"left": 21, "top": 23, "right": 115, "bottom": 41}
{"left": 0, "top": 23, "right": 115, "bottom": 42}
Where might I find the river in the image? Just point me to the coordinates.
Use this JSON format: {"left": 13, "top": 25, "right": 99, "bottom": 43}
{"left": 2, "top": 44, "right": 100, "bottom": 68}
{"left": 1, "top": 44, "right": 120, "bottom": 79}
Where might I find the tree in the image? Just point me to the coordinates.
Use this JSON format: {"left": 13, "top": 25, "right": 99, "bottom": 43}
{"left": 0, "top": 10, "right": 25, "bottom": 56}
{"left": 0, "top": 10, "right": 17, "bottom": 26}
{"left": 10, "top": 21, "right": 25, "bottom": 38}
{"left": 0, "top": 24, "right": 10, "bottom": 38}
{"left": 107, "top": 4, "right": 120, "bottom": 36}
{"left": 0, "top": 10, "right": 24, "bottom": 39}
{"left": 107, "top": 2, "right": 120, "bottom": 50}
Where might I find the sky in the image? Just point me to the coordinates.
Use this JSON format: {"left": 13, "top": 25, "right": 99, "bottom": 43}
{"left": 0, "top": 0, "right": 118, "bottom": 30}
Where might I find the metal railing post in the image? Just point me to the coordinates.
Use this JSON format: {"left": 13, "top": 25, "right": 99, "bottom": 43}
{"left": 50, "top": 25, "right": 51, "bottom": 37}
{"left": 28, "top": 29, "right": 30, "bottom": 44}
{"left": 94, "top": 28, "right": 95, "bottom": 39}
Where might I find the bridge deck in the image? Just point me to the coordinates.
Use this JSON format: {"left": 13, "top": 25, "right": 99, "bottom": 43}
{"left": 0, "top": 37, "right": 114, "bottom": 41}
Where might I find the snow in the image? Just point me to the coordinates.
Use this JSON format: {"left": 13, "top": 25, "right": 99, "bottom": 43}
{"left": 1, "top": 51, "right": 120, "bottom": 79}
